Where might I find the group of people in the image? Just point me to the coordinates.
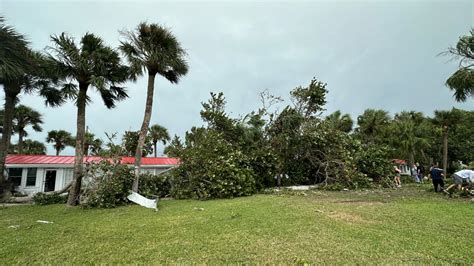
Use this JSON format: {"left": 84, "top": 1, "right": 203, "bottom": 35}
{"left": 394, "top": 162, "right": 474, "bottom": 194}
{"left": 393, "top": 162, "right": 425, "bottom": 188}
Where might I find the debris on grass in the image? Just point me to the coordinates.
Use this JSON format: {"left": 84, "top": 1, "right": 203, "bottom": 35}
{"left": 8, "top": 225, "right": 20, "bottom": 229}
{"left": 36, "top": 220, "right": 54, "bottom": 224}
{"left": 193, "top": 207, "right": 204, "bottom": 211}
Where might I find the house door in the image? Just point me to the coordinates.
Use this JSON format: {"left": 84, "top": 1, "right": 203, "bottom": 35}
{"left": 44, "top": 170, "right": 57, "bottom": 192}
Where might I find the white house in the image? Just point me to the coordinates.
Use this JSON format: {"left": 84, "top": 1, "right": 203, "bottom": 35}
{"left": 6, "top": 155, "right": 179, "bottom": 196}
{"left": 392, "top": 159, "right": 411, "bottom": 175}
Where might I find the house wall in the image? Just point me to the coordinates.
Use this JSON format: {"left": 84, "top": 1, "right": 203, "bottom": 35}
{"left": 6, "top": 164, "right": 175, "bottom": 196}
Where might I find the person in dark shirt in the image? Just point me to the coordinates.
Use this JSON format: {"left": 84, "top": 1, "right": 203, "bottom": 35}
{"left": 416, "top": 163, "right": 425, "bottom": 184}
{"left": 429, "top": 163, "right": 444, "bottom": 192}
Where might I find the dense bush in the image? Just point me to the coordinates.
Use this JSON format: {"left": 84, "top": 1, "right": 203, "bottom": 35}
{"left": 81, "top": 161, "right": 134, "bottom": 208}
{"left": 138, "top": 172, "right": 171, "bottom": 198}
{"left": 33, "top": 192, "right": 67, "bottom": 205}
{"left": 355, "top": 144, "right": 394, "bottom": 187}
{"left": 170, "top": 129, "right": 256, "bottom": 199}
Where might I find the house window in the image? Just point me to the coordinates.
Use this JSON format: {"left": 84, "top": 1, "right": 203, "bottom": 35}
{"left": 26, "top": 168, "right": 37, "bottom": 186}
{"left": 8, "top": 168, "right": 23, "bottom": 186}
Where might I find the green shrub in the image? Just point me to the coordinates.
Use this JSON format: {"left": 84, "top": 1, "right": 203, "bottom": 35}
{"left": 170, "top": 129, "right": 256, "bottom": 199}
{"left": 33, "top": 192, "right": 67, "bottom": 205}
{"left": 355, "top": 144, "right": 394, "bottom": 187}
{"left": 81, "top": 160, "right": 134, "bottom": 208}
{"left": 138, "top": 172, "right": 171, "bottom": 198}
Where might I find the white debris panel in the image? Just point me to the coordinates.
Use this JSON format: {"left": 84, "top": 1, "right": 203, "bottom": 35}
{"left": 127, "top": 191, "right": 157, "bottom": 210}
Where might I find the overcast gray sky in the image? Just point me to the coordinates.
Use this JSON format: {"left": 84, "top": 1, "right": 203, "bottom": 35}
{"left": 1, "top": 0, "right": 473, "bottom": 155}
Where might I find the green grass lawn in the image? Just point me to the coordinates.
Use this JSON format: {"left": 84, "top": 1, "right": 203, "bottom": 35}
{"left": 1, "top": 184, "right": 473, "bottom": 264}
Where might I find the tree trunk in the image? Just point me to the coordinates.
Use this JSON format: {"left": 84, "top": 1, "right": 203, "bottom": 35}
{"left": 409, "top": 153, "right": 415, "bottom": 172}
{"left": 133, "top": 73, "right": 156, "bottom": 192}
{"left": 153, "top": 141, "right": 157, "bottom": 157}
{"left": 0, "top": 85, "right": 21, "bottom": 198}
{"left": 67, "top": 83, "right": 88, "bottom": 206}
{"left": 55, "top": 148, "right": 60, "bottom": 156}
{"left": 442, "top": 126, "right": 448, "bottom": 175}
{"left": 18, "top": 130, "right": 24, "bottom": 154}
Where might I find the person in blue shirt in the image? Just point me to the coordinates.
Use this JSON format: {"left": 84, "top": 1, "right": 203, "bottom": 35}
{"left": 429, "top": 163, "right": 444, "bottom": 192}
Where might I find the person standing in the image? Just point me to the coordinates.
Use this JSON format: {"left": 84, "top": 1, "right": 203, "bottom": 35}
{"left": 411, "top": 164, "right": 419, "bottom": 183}
{"left": 429, "top": 163, "right": 444, "bottom": 192}
{"left": 394, "top": 165, "right": 402, "bottom": 188}
{"left": 416, "top": 163, "right": 425, "bottom": 184}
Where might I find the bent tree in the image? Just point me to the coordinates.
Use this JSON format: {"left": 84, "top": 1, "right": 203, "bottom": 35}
{"left": 0, "top": 18, "right": 63, "bottom": 197}
{"left": 49, "top": 33, "right": 129, "bottom": 205}
{"left": 120, "top": 22, "right": 188, "bottom": 192}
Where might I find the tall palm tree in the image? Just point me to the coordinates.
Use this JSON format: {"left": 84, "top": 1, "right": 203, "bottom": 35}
{"left": 148, "top": 124, "right": 170, "bottom": 157}
{"left": 444, "top": 29, "right": 473, "bottom": 102}
{"left": 432, "top": 108, "right": 462, "bottom": 174}
{"left": 325, "top": 110, "right": 353, "bottom": 133}
{"left": 120, "top": 22, "right": 188, "bottom": 191}
{"left": 0, "top": 18, "right": 63, "bottom": 196}
{"left": 13, "top": 105, "right": 43, "bottom": 153}
{"left": 356, "top": 109, "right": 390, "bottom": 144}
{"left": 46, "top": 130, "right": 74, "bottom": 156}
{"left": 48, "top": 32, "right": 130, "bottom": 205}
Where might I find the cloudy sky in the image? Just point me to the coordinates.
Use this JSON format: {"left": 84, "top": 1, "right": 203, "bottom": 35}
{"left": 1, "top": 0, "right": 473, "bottom": 155}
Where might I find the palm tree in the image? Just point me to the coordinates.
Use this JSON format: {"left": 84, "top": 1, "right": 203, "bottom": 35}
{"left": 13, "top": 105, "right": 43, "bottom": 153}
{"left": 48, "top": 32, "right": 130, "bottom": 205}
{"left": 120, "top": 22, "right": 188, "bottom": 191}
{"left": 325, "top": 110, "right": 353, "bottom": 133}
{"left": 148, "top": 124, "right": 170, "bottom": 157}
{"left": 21, "top": 139, "right": 46, "bottom": 155}
{"left": 84, "top": 132, "right": 103, "bottom": 156}
{"left": 432, "top": 109, "right": 462, "bottom": 175}
{"left": 46, "top": 130, "right": 74, "bottom": 156}
{"left": 444, "top": 29, "right": 473, "bottom": 102}
{"left": 0, "top": 18, "right": 63, "bottom": 196}
{"left": 392, "top": 111, "right": 429, "bottom": 167}
{"left": 356, "top": 109, "right": 390, "bottom": 144}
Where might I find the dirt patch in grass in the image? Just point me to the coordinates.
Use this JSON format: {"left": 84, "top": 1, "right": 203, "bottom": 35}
{"left": 331, "top": 200, "right": 385, "bottom": 206}
{"left": 327, "top": 211, "right": 375, "bottom": 224}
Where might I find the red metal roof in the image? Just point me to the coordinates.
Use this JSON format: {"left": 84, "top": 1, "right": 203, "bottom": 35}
{"left": 5, "top": 155, "right": 179, "bottom": 166}
{"left": 392, "top": 159, "right": 407, "bottom": 165}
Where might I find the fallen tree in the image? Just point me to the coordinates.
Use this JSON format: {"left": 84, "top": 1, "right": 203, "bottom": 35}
{"left": 8, "top": 181, "right": 72, "bottom": 203}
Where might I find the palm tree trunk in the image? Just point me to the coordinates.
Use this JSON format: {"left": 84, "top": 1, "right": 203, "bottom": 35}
{"left": 67, "top": 83, "right": 88, "bottom": 206}
{"left": 56, "top": 147, "right": 60, "bottom": 156}
{"left": 442, "top": 127, "right": 448, "bottom": 175}
{"left": 133, "top": 73, "right": 156, "bottom": 192}
{"left": 18, "top": 130, "right": 24, "bottom": 154}
{"left": 153, "top": 141, "right": 157, "bottom": 157}
{"left": 0, "top": 85, "right": 20, "bottom": 198}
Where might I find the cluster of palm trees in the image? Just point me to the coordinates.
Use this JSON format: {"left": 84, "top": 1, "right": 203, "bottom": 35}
{"left": 0, "top": 17, "right": 188, "bottom": 205}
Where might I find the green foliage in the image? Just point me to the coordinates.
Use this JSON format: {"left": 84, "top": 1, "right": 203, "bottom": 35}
{"left": 355, "top": 109, "right": 391, "bottom": 145}
{"left": 170, "top": 129, "right": 255, "bottom": 199}
{"left": 138, "top": 173, "right": 171, "bottom": 198}
{"left": 164, "top": 135, "right": 184, "bottom": 158}
{"left": 81, "top": 160, "right": 134, "bottom": 208}
{"left": 32, "top": 192, "right": 67, "bottom": 205}
{"left": 46, "top": 130, "right": 74, "bottom": 155}
{"left": 290, "top": 77, "right": 327, "bottom": 117}
{"left": 122, "top": 130, "right": 153, "bottom": 157}
{"left": 444, "top": 28, "right": 474, "bottom": 102}
{"left": 355, "top": 144, "right": 393, "bottom": 186}
{"left": 19, "top": 139, "right": 46, "bottom": 155}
